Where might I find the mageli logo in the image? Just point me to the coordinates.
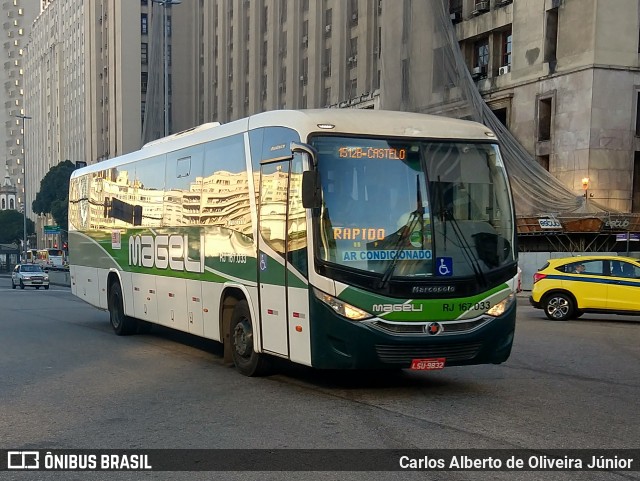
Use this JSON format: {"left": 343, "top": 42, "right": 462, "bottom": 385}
{"left": 129, "top": 234, "right": 204, "bottom": 273}
{"left": 372, "top": 304, "right": 423, "bottom": 313}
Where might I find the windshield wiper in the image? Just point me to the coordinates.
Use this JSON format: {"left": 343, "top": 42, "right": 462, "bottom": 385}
{"left": 378, "top": 175, "right": 424, "bottom": 289}
{"left": 440, "top": 207, "right": 487, "bottom": 287}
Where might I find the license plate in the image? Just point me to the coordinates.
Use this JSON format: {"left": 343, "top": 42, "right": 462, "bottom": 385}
{"left": 32, "top": 280, "right": 42, "bottom": 284}
{"left": 410, "top": 358, "right": 446, "bottom": 370}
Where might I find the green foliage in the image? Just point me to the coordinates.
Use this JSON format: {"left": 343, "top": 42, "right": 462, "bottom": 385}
{"left": 0, "top": 209, "right": 35, "bottom": 245}
{"left": 32, "top": 159, "right": 75, "bottom": 229}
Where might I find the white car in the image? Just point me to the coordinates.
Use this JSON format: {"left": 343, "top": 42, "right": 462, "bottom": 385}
{"left": 12, "top": 264, "right": 50, "bottom": 290}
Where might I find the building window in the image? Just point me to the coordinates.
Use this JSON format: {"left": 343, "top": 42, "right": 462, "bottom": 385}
{"left": 502, "top": 28, "right": 512, "bottom": 67}
{"left": 349, "top": 0, "right": 358, "bottom": 25}
{"left": 262, "top": 5, "right": 268, "bottom": 33}
{"left": 325, "top": 8, "right": 332, "bottom": 36}
{"left": 141, "top": 43, "right": 148, "bottom": 64}
{"left": 402, "top": 0, "right": 411, "bottom": 43}
{"left": 401, "top": 58, "right": 410, "bottom": 102}
{"left": 323, "top": 47, "right": 331, "bottom": 76}
{"left": 166, "top": 15, "right": 172, "bottom": 37}
{"left": 323, "top": 87, "right": 331, "bottom": 106}
{"left": 537, "top": 96, "right": 553, "bottom": 142}
{"left": 141, "top": 72, "right": 148, "bottom": 93}
{"left": 544, "top": 7, "right": 559, "bottom": 71}
{"left": 633, "top": 153, "right": 640, "bottom": 212}
{"left": 492, "top": 107, "right": 508, "bottom": 127}
{"left": 301, "top": 57, "right": 308, "bottom": 85}
{"left": 141, "top": 14, "right": 148, "bottom": 35}
{"left": 349, "top": 78, "right": 357, "bottom": 97}
{"left": 635, "top": 91, "right": 640, "bottom": 136}
{"left": 537, "top": 155, "right": 550, "bottom": 171}
{"left": 474, "top": 38, "right": 489, "bottom": 68}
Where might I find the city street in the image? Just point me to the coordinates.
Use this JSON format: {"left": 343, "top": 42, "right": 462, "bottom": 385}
{"left": 0, "top": 277, "right": 638, "bottom": 481}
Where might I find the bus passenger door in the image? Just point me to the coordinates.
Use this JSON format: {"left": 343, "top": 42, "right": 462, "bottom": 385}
{"left": 258, "top": 160, "right": 290, "bottom": 357}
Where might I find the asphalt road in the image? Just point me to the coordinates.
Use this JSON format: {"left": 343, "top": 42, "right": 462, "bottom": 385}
{"left": 0, "top": 277, "right": 638, "bottom": 481}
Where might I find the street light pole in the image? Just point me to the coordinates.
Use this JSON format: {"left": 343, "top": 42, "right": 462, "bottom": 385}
{"left": 581, "top": 177, "right": 590, "bottom": 210}
{"left": 151, "top": 0, "right": 181, "bottom": 138}
{"left": 14, "top": 114, "right": 31, "bottom": 263}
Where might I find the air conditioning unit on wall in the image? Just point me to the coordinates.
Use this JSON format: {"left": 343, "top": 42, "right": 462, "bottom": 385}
{"left": 498, "top": 65, "right": 511, "bottom": 75}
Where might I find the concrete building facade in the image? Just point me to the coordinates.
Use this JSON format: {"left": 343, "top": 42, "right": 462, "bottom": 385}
{"left": 185, "top": 0, "right": 639, "bottom": 215}
{"left": 451, "top": 0, "right": 640, "bottom": 213}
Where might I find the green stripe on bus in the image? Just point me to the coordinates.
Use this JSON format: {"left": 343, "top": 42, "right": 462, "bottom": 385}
{"left": 339, "top": 283, "right": 509, "bottom": 321}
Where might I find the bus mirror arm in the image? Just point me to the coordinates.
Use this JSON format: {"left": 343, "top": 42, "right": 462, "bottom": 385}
{"left": 291, "top": 142, "right": 322, "bottom": 209}
{"left": 290, "top": 141, "right": 318, "bottom": 168}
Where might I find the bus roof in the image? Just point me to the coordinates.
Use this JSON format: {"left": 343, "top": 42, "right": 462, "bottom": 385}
{"left": 71, "top": 109, "right": 495, "bottom": 178}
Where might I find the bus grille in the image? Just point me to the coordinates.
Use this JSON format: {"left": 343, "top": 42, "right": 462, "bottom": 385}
{"left": 370, "top": 318, "right": 490, "bottom": 336}
{"left": 375, "top": 342, "right": 482, "bottom": 364}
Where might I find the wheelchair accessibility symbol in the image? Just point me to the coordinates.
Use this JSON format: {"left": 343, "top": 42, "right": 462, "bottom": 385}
{"left": 436, "top": 257, "right": 453, "bottom": 276}
{"left": 260, "top": 253, "right": 267, "bottom": 271}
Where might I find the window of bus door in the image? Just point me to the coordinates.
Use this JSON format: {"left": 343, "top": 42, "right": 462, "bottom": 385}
{"left": 287, "top": 154, "right": 308, "bottom": 276}
{"left": 259, "top": 162, "right": 289, "bottom": 256}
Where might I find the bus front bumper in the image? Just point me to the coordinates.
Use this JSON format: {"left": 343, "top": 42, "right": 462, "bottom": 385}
{"left": 309, "top": 297, "right": 516, "bottom": 370}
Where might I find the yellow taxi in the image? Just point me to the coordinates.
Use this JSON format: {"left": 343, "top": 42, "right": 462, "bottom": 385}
{"left": 530, "top": 255, "right": 640, "bottom": 321}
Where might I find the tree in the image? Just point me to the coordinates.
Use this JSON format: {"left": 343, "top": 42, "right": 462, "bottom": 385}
{"left": 32, "top": 160, "right": 76, "bottom": 230}
{"left": 0, "top": 209, "right": 35, "bottom": 245}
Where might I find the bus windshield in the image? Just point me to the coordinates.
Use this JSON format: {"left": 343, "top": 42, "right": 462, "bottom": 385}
{"left": 312, "top": 136, "right": 515, "bottom": 281}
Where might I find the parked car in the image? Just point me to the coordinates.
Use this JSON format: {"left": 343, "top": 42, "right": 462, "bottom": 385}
{"left": 11, "top": 264, "right": 50, "bottom": 290}
{"left": 530, "top": 255, "right": 640, "bottom": 320}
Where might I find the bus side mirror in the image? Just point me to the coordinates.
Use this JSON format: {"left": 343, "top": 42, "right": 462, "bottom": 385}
{"left": 302, "top": 171, "right": 321, "bottom": 209}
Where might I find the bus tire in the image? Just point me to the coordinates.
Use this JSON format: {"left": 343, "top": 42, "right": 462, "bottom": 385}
{"left": 230, "top": 300, "right": 270, "bottom": 376}
{"left": 108, "top": 281, "right": 137, "bottom": 335}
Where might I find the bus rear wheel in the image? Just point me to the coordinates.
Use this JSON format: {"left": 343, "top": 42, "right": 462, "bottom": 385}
{"left": 108, "top": 281, "right": 137, "bottom": 335}
{"left": 230, "top": 300, "right": 270, "bottom": 376}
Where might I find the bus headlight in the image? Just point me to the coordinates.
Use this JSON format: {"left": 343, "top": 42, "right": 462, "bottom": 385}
{"left": 486, "top": 293, "right": 516, "bottom": 317}
{"left": 313, "top": 288, "right": 373, "bottom": 321}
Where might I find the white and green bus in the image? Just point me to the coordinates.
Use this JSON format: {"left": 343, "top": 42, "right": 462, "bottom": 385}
{"left": 69, "top": 109, "right": 518, "bottom": 376}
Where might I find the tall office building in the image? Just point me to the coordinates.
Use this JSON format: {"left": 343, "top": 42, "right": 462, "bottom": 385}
{"left": 23, "top": 0, "right": 188, "bottom": 245}
{"left": 20, "top": 0, "right": 640, "bottom": 224}
{"left": 0, "top": 0, "right": 39, "bottom": 213}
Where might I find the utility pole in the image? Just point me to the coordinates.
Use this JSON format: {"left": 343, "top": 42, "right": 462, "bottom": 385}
{"left": 151, "top": 0, "right": 182, "bottom": 137}
{"left": 14, "top": 114, "right": 32, "bottom": 262}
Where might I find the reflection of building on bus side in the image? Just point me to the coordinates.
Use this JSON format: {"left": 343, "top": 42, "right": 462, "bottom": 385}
{"left": 79, "top": 166, "right": 256, "bottom": 237}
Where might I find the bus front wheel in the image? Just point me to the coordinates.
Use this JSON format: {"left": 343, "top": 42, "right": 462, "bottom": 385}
{"left": 230, "top": 300, "right": 270, "bottom": 376}
{"left": 108, "top": 281, "right": 137, "bottom": 335}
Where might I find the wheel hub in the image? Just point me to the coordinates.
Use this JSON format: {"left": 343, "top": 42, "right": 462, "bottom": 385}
{"left": 233, "top": 320, "right": 253, "bottom": 358}
{"left": 548, "top": 297, "right": 569, "bottom": 318}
